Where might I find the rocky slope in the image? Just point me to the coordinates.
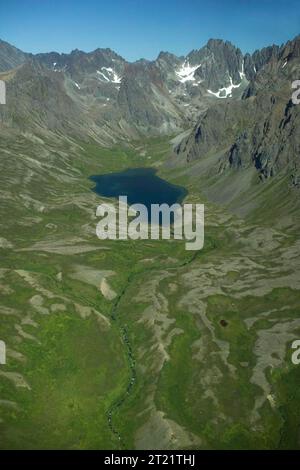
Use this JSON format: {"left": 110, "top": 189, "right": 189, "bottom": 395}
{"left": 174, "top": 35, "right": 300, "bottom": 188}
{"left": 0, "top": 39, "right": 27, "bottom": 72}
{"left": 0, "top": 37, "right": 251, "bottom": 138}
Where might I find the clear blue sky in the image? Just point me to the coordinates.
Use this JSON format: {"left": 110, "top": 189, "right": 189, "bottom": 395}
{"left": 0, "top": 0, "right": 299, "bottom": 61}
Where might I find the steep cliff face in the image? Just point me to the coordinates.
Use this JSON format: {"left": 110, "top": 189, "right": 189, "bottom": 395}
{"left": 243, "top": 44, "right": 280, "bottom": 80}
{"left": 223, "top": 95, "right": 300, "bottom": 182}
{"left": 175, "top": 36, "right": 300, "bottom": 186}
{"left": 188, "top": 38, "right": 244, "bottom": 92}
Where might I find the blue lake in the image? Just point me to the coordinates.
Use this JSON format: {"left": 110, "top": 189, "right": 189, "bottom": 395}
{"left": 90, "top": 168, "right": 187, "bottom": 218}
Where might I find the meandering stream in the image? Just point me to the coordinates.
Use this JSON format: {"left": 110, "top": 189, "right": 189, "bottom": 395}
{"left": 90, "top": 166, "right": 197, "bottom": 447}
{"left": 106, "top": 250, "right": 200, "bottom": 447}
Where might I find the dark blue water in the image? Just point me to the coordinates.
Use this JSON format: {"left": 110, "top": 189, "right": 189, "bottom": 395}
{"left": 90, "top": 168, "right": 187, "bottom": 217}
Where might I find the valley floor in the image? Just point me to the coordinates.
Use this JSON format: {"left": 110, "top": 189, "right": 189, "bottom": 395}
{"left": 0, "top": 134, "right": 300, "bottom": 449}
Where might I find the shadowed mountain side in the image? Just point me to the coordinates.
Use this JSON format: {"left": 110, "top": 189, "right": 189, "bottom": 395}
{"left": 173, "top": 36, "right": 300, "bottom": 209}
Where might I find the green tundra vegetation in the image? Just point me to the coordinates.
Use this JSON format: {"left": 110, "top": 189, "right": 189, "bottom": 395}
{"left": 0, "top": 134, "right": 300, "bottom": 450}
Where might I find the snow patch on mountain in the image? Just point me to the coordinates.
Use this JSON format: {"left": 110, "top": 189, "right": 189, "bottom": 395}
{"left": 97, "top": 67, "right": 122, "bottom": 84}
{"left": 207, "top": 77, "right": 241, "bottom": 99}
{"left": 97, "top": 70, "right": 109, "bottom": 81}
{"left": 176, "top": 61, "right": 201, "bottom": 83}
{"left": 239, "top": 62, "right": 245, "bottom": 80}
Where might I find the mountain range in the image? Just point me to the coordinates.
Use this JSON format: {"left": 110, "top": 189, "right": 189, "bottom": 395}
{"left": 1, "top": 36, "right": 299, "bottom": 192}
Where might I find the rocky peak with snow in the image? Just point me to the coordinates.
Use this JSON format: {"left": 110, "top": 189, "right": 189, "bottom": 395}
{"left": 0, "top": 36, "right": 296, "bottom": 139}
